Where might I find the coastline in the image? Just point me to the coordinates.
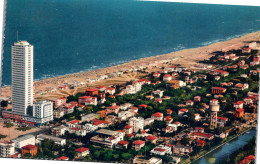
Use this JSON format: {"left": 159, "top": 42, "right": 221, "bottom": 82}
{"left": 1, "top": 30, "right": 260, "bottom": 99}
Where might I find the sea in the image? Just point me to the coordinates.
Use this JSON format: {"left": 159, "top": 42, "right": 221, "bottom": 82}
{"left": 2, "top": 0, "right": 260, "bottom": 85}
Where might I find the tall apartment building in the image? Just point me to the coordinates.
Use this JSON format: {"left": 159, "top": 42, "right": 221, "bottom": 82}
{"left": 11, "top": 41, "right": 34, "bottom": 116}
{"left": 129, "top": 117, "right": 144, "bottom": 133}
{"left": 0, "top": 141, "right": 15, "bottom": 157}
{"left": 24, "top": 100, "right": 53, "bottom": 125}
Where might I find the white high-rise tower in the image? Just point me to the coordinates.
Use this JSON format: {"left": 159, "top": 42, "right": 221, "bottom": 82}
{"left": 11, "top": 41, "right": 33, "bottom": 116}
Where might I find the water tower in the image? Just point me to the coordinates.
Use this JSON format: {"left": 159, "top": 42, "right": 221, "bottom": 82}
{"left": 210, "top": 99, "right": 220, "bottom": 129}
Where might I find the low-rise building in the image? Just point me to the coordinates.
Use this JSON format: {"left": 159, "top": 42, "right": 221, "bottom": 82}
{"left": 36, "top": 134, "right": 66, "bottom": 146}
{"left": 132, "top": 140, "right": 145, "bottom": 151}
{"left": 90, "top": 129, "right": 124, "bottom": 148}
{"left": 0, "top": 141, "right": 16, "bottom": 157}
{"left": 51, "top": 125, "right": 67, "bottom": 137}
{"left": 74, "top": 147, "right": 89, "bottom": 159}
{"left": 11, "top": 135, "right": 36, "bottom": 149}
{"left": 22, "top": 144, "right": 37, "bottom": 157}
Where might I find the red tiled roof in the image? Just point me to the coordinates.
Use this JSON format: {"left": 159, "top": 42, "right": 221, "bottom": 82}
{"left": 179, "top": 109, "right": 188, "bottom": 112}
{"left": 22, "top": 144, "right": 37, "bottom": 150}
{"left": 173, "top": 122, "right": 181, "bottom": 125}
{"left": 92, "top": 119, "right": 110, "bottom": 125}
{"left": 236, "top": 108, "right": 244, "bottom": 113}
{"left": 118, "top": 140, "right": 129, "bottom": 145}
{"left": 86, "top": 88, "right": 98, "bottom": 92}
{"left": 152, "top": 112, "right": 163, "bottom": 117}
{"left": 79, "top": 96, "right": 92, "bottom": 99}
{"left": 132, "top": 140, "right": 145, "bottom": 145}
{"left": 127, "top": 134, "right": 134, "bottom": 137}
{"left": 212, "top": 87, "right": 226, "bottom": 90}
{"left": 194, "top": 132, "right": 213, "bottom": 138}
{"left": 154, "top": 148, "right": 166, "bottom": 152}
{"left": 197, "top": 139, "right": 206, "bottom": 144}
{"left": 106, "top": 87, "right": 115, "bottom": 91}
{"left": 234, "top": 101, "right": 243, "bottom": 105}
{"left": 146, "top": 135, "right": 157, "bottom": 141}
{"left": 244, "top": 155, "right": 255, "bottom": 160}
{"left": 195, "top": 127, "right": 204, "bottom": 130}
{"left": 217, "top": 117, "right": 228, "bottom": 121}
{"left": 124, "top": 125, "right": 133, "bottom": 129}
{"left": 56, "top": 156, "right": 69, "bottom": 160}
{"left": 163, "top": 74, "right": 171, "bottom": 77}
{"left": 67, "top": 119, "right": 81, "bottom": 124}
{"left": 139, "top": 104, "right": 148, "bottom": 108}
{"left": 75, "top": 147, "right": 89, "bottom": 153}
{"left": 107, "top": 105, "right": 120, "bottom": 110}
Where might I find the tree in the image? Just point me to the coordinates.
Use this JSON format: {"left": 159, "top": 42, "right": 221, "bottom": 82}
{"left": 1, "top": 101, "right": 8, "bottom": 108}
{"left": 121, "top": 153, "right": 132, "bottom": 160}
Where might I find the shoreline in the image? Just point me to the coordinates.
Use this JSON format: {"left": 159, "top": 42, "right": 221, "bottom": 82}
{"left": 1, "top": 30, "right": 260, "bottom": 98}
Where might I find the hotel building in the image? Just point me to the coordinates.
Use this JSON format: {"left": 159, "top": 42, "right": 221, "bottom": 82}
{"left": 11, "top": 41, "right": 34, "bottom": 116}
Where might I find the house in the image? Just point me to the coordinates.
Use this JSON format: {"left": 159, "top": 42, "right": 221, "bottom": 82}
{"left": 150, "top": 145, "right": 172, "bottom": 156}
{"left": 192, "top": 132, "right": 214, "bottom": 140}
{"left": 56, "top": 156, "right": 69, "bottom": 161}
{"left": 244, "top": 98, "right": 253, "bottom": 105}
{"left": 51, "top": 125, "right": 67, "bottom": 137}
{"left": 67, "top": 119, "right": 81, "bottom": 128}
{"left": 0, "top": 141, "right": 16, "bottom": 157}
{"left": 144, "top": 118, "right": 154, "bottom": 126}
{"left": 235, "top": 83, "right": 249, "bottom": 91}
{"left": 152, "top": 90, "right": 164, "bottom": 98}
{"left": 132, "top": 140, "right": 145, "bottom": 151}
{"left": 81, "top": 113, "right": 97, "bottom": 122}
{"left": 153, "top": 72, "right": 161, "bottom": 78}
{"left": 133, "top": 155, "right": 162, "bottom": 164}
{"left": 116, "top": 140, "right": 129, "bottom": 149}
{"left": 178, "top": 109, "right": 188, "bottom": 116}
{"left": 96, "top": 85, "right": 107, "bottom": 92}
{"left": 194, "top": 96, "right": 201, "bottom": 102}
{"left": 166, "top": 80, "right": 186, "bottom": 89}
{"left": 194, "top": 127, "right": 204, "bottom": 133}
{"left": 164, "top": 116, "right": 173, "bottom": 124}
{"left": 186, "top": 100, "right": 194, "bottom": 106}
{"left": 36, "top": 134, "right": 66, "bottom": 146}
{"left": 139, "top": 104, "right": 148, "bottom": 109}
{"left": 242, "top": 47, "right": 251, "bottom": 53}
{"left": 22, "top": 145, "right": 37, "bottom": 157}
{"left": 233, "top": 101, "right": 244, "bottom": 109}
{"left": 11, "top": 135, "right": 36, "bottom": 149}
{"left": 155, "top": 98, "right": 163, "bottom": 103}
{"left": 74, "top": 147, "right": 89, "bottom": 159}
{"left": 167, "top": 109, "right": 173, "bottom": 115}
{"left": 152, "top": 112, "right": 163, "bottom": 121}
{"left": 145, "top": 135, "right": 157, "bottom": 144}
{"left": 196, "top": 140, "right": 206, "bottom": 147}
{"left": 211, "top": 87, "right": 226, "bottom": 94}
{"left": 96, "top": 110, "right": 107, "bottom": 118}
{"left": 129, "top": 117, "right": 144, "bottom": 133}
{"left": 163, "top": 74, "right": 172, "bottom": 81}
{"left": 68, "top": 127, "right": 87, "bottom": 136}
{"left": 85, "top": 88, "right": 99, "bottom": 96}
{"left": 194, "top": 113, "right": 200, "bottom": 121}
{"left": 91, "top": 119, "right": 111, "bottom": 128}
{"left": 173, "top": 145, "right": 193, "bottom": 155}
{"left": 165, "top": 122, "right": 181, "bottom": 133}
{"left": 234, "top": 108, "right": 244, "bottom": 118}
{"left": 90, "top": 129, "right": 124, "bottom": 148}
{"left": 78, "top": 96, "right": 97, "bottom": 106}
{"left": 105, "top": 87, "right": 116, "bottom": 95}
{"left": 124, "top": 125, "right": 133, "bottom": 134}
{"left": 106, "top": 105, "right": 120, "bottom": 114}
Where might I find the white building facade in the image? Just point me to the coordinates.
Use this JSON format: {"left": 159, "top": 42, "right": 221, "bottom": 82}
{"left": 11, "top": 41, "right": 34, "bottom": 116}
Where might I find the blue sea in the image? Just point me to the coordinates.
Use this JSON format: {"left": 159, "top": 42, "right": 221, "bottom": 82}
{"left": 3, "top": 0, "right": 260, "bottom": 85}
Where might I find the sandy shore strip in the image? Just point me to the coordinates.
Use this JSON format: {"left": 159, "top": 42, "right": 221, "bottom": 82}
{"left": 1, "top": 30, "right": 260, "bottom": 99}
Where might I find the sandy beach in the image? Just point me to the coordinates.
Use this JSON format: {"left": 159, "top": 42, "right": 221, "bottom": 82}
{"left": 1, "top": 30, "right": 260, "bottom": 100}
